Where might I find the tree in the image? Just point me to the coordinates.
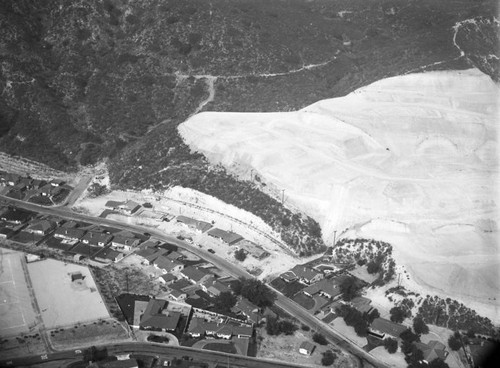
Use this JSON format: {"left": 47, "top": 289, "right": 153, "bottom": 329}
{"left": 390, "top": 306, "right": 407, "bottom": 323}
{"left": 232, "top": 277, "right": 276, "bottom": 308}
{"left": 313, "top": 332, "right": 328, "bottom": 345}
{"left": 234, "top": 248, "right": 247, "bottom": 262}
{"left": 266, "top": 316, "right": 281, "bottom": 335}
{"left": 384, "top": 338, "right": 398, "bottom": 354}
{"left": 448, "top": 331, "right": 462, "bottom": 351}
{"left": 339, "top": 276, "right": 361, "bottom": 301}
{"left": 321, "top": 350, "right": 337, "bottom": 366}
{"left": 413, "top": 315, "right": 429, "bottom": 335}
{"left": 213, "top": 291, "right": 237, "bottom": 313}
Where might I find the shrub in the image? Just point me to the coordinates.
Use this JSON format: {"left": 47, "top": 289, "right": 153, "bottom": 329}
{"left": 313, "top": 332, "right": 328, "bottom": 345}
{"left": 301, "top": 324, "right": 310, "bottom": 331}
{"left": 234, "top": 248, "right": 247, "bottom": 262}
{"left": 321, "top": 350, "right": 337, "bottom": 366}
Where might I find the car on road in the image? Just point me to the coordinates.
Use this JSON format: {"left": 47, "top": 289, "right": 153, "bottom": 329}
{"left": 74, "top": 350, "right": 82, "bottom": 354}
{"left": 208, "top": 249, "right": 215, "bottom": 254}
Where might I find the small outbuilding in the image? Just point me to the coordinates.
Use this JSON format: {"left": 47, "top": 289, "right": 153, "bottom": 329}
{"left": 299, "top": 341, "right": 316, "bottom": 355}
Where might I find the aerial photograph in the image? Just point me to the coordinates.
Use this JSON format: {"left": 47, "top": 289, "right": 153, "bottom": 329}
{"left": 0, "top": 1, "right": 498, "bottom": 368}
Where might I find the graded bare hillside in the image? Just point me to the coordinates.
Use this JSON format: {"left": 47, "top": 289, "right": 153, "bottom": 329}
{"left": 179, "top": 69, "right": 499, "bottom": 318}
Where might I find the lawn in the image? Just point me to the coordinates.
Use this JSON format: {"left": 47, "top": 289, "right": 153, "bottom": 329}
{"left": 292, "top": 293, "right": 315, "bottom": 310}
{"left": 203, "top": 342, "right": 237, "bottom": 354}
{"left": 270, "top": 277, "right": 306, "bottom": 297}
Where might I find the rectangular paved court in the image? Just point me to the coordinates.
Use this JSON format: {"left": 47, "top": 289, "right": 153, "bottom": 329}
{"left": 0, "top": 248, "right": 37, "bottom": 337}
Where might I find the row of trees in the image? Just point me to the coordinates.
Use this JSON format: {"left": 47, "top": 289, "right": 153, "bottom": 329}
{"left": 266, "top": 316, "right": 298, "bottom": 336}
{"left": 336, "top": 304, "right": 380, "bottom": 337}
{"left": 232, "top": 277, "right": 276, "bottom": 308}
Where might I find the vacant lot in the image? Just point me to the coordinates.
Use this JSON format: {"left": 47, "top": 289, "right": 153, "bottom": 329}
{"left": 0, "top": 248, "right": 37, "bottom": 337}
{"left": 28, "top": 259, "right": 109, "bottom": 328}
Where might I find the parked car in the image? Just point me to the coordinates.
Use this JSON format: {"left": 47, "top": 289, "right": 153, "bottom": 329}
{"left": 208, "top": 249, "right": 215, "bottom": 254}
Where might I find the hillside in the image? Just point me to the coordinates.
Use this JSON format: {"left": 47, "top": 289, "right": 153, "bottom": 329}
{"left": 0, "top": 0, "right": 498, "bottom": 254}
{"left": 179, "top": 68, "right": 500, "bottom": 321}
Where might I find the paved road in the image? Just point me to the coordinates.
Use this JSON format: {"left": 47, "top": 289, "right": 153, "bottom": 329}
{"left": 0, "top": 342, "right": 314, "bottom": 368}
{"left": 0, "top": 196, "right": 388, "bottom": 368}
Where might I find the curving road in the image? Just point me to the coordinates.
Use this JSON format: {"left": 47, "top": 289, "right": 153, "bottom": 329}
{"left": 0, "top": 195, "right": 388, "bottom": 368}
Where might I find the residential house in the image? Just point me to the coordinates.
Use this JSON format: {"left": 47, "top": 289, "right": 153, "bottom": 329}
{"left": 135, "top": 247, "right": 167, "bottom": 265}
{"left": 5, "top": 173, "right": 21, "bottom": 186}
{"left": 207, "top": 228, "right": 243, "bottom": 245}
{"left": 118, "top": 200, "right": 141, "bottom": 215}
{"left": 25, "top": 219, "right": 56, "bottom": 235}
{"left": 105, "top": 200, "right": 124, "bottom": 209}
{"left": 414, "top": 340, "right": 449, "bottom": 364}
{"left": 54, "top": 227, "right": 86, "bottom": 241}
{"left": 350, "top": 296, "right": 373, "bottom": 314}
{"left": 299, "top": 341, "right": 316, "bottom": 355}
{"left": 289, "top": 265, "right": 324, "bottom": 285}
{"left": 81, "top": 231, "right": 113, "bottom": 247}
{"left": 139, "top": 299, "right": 181, "bottom": 332}
{"left": 187, "top": 317, "right": 208, "bottom": 338}
{"left": 94, "top": 248, "right": 124, "bottom": 263}
{"left": 0, "top": 227, "right": 14, "bottom": 239}
{"left": 68, "top": 242, "right": 101, "bottom": 258}
{"left": 168, "top": 289, "right": 187, "bottom": 301}
{"left": 111, "top": 235, "right": 141, "bottom": 251}
{"left": 50, "top": 179, "right": 65, "bottom": 187}
{"left": 368, "top": 318, "right": 408, "bottom": 340}
{"left": 232, "top": 298, "right": 260, "bottom": 324}
{"left": 303, "top": 278, "right": 342, "bottom": 300}
{"left": 0, "top": 207, "right": 34, "bottom": 225}
{"left": 280, "top": 271, "right": 298, "bottom": 283}
{"left": 166, "top": 251, "right": 183, "bottom": 261}
{"left": 180, "top": 266, "right": 212, "bottom": 285}
{"left": 176, "top": 215, "right": 213, "bottom": 233}
{"left": 169, "top": 279, "right": 192, "bottom": 293}
{"left": 31, "top": 179, "right": 46, "bottom": 190}
{"left": 154, "top": 256, "right": 184, "bottom": 274}
{"left": 233, "top": 325, "right": 253, "bottom": 338}
{"left": 204, "top": 278, "right": 231, "bottom": 297}
{"left": 158, "top": 273, "right": 177, "bottom": 285}
{"left": 234, "top": 239, "right": 270, "bottom": 259}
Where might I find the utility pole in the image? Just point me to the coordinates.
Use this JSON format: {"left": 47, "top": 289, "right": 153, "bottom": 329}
{"left": 250, "top": 169, "right": 253, "bottom": 182}
{"left": 397, "top": 272, "right": 401, "bottom": 287}
{"left": 281, "top": 189, "right": 285, "bottom": 204}
{"left": 333, "top": 230, "right": 337, "bottom": 248}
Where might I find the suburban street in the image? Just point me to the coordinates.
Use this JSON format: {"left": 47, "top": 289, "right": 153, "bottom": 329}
{"left": 0, "top": 195, "right": 388, "bottom": 368}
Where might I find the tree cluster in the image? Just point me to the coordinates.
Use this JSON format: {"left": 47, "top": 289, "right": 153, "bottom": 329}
{"left": 413, "top": 315, "right": 429, "bottom": 335}
{"left": 232, "top": 277, "right": 276, "bottom": 308}
{"left": 384, "top": 337, "right": 398, "bottom": 354}
{"left": 339, "top": 276, "right": 362, "bottom": 301}
{"left": 266, "top": 316, "right": 298, "bottom": 336}
{"left": 336, "top": 304, "right": 379, "bottom": 337}
{"left": 390, "top": 306, "right": 410, "bottom": 323}
{"left": 448, "top": 331, "right": 462, "bottom": 351}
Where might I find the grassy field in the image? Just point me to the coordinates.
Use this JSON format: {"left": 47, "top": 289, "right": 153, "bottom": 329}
{"left": 0, "top": 248, "right": 37, "bottom": 337}
{"left": 27, "top": 259, "right": 109, "bottom": 328}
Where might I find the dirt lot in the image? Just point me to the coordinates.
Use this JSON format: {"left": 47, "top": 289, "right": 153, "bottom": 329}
{"left": 256, "top": 326, "right": 358, "bottom": 368}
{"left": 27, "top": 259, "right": 109, "bottom": 328}
{"left": 49, "top": 319, "right": 131, "bottom": 350}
